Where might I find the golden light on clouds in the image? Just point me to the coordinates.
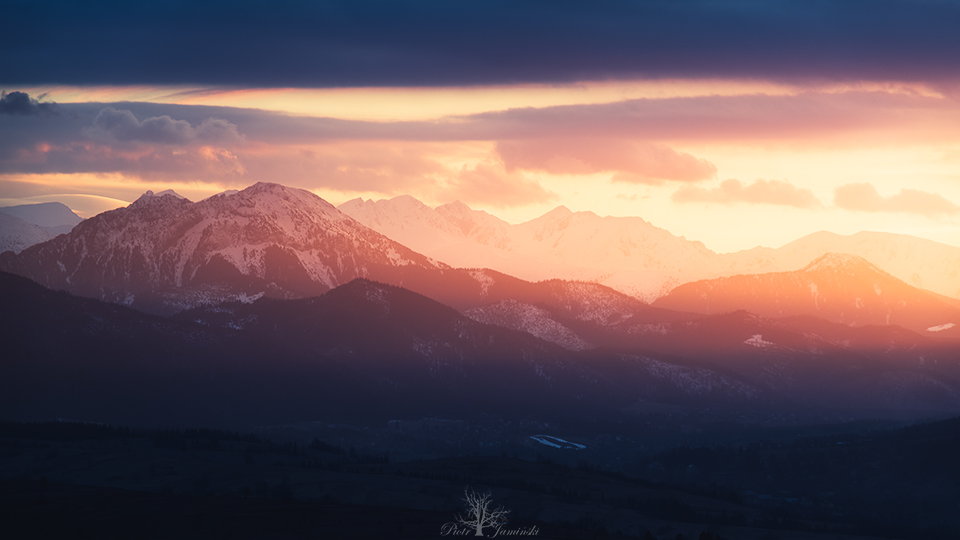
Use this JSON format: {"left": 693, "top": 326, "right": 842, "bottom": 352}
{"left": 3, "top": 79, "right": 960, "bottom": 252}
{"left": 9, "top": 79, "right": 943, "bottom": 121}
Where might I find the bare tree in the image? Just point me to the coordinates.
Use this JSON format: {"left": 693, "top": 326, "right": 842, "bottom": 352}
{"left": 455, "top": 487, "right": 510, "bottom": 536}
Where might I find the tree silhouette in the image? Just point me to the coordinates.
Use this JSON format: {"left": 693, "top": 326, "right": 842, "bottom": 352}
{"left": 455, "top": 487, "right": 510, "bottom": 536}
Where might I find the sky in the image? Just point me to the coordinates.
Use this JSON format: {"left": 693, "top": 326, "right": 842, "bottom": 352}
{"left": 2, "top": 0, "right": 960, "bottom": 253}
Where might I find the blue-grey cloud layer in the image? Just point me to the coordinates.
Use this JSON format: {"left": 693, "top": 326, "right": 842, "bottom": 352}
{"left": 3, "top": 0, "right": 960, "bottom": 86}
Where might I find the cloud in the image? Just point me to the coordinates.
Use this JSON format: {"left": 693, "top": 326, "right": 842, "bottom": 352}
{"left": 469, "top": 91, "right": 960, "bottom": 146}
{"left": 672, "top": 179, "right": 823, "bottom": 208}
{"left": 4, "top": 1, "right": 960, "bottom": 87}
{"left": 86, "top": 108, "right": 243, "bottom": 146}
{"left": 5, "top": 96, "right": 960, "bottom": 213}
{"left": 834, "top": 183, "right": 959, "bottom": 216}
{"left": 0, "top": 142, "right": 247, "bottom": 181}
{"left": 0, "top": 91, "right": 58, "bottom": 116}
{"left": 437, "top": 161, "right": 557, "bottom": 208}
{"left": 4, "top": 91, "right": 958, "bottom": 160}
{"left": 238, "top": 142, "right": 448, "bottom": 193}
{"left": 496, "top": 139, "right": 715, "bottom": 183}
{"left": 0, "top": 104, "right": 246, "bottom": 181}
{"left": 0, "top": 108, "right": 250, "bottom": 181}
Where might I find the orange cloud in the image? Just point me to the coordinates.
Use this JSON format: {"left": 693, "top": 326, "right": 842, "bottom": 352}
{"left": 672, "top": 178, "right": 823, "bottom": 208}
{"left": 496, "top": 139, "right": 716, "bottom": 183}
{"left": 436, "top": 161, "right": 556, "bottom": 208}
{"left": 834, "top": 183, "right": 959, "bottom": 216}
{"left": 6, "top": 140, "right": 247, "bottom": 182}
{"left": 237, "top": 142, "right": 450, "bottom": 194}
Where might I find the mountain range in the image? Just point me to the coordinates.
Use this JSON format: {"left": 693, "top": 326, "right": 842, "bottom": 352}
{"left": 340, "top": 195, "right": 960, "bottom": 301}
{"left": 2, "top": 182, "right": 958, "bottom": 349}
{"left": 3, "top": 181, "right": 960, "bottom": 428}
{"left": 1, "top": 184, "right": 468, "bottom": 314}
{"left": 1, "top": 184, "right": 680, "bottom": 316}
{"left": 4, "top": 186, "right": 959, "bottom": 308}
{"left": 5, "top": 270, "right": 960, "bottom": 430}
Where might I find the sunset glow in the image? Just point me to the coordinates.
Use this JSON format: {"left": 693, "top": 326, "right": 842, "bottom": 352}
{"left": 4, "top": 1, "right": 960, "bottom": 254}
{"left": 4, "top": 81, "right": 960, "bottom": 252}
{"left": 6, "top": 4, "right": 960, "bottom": 537}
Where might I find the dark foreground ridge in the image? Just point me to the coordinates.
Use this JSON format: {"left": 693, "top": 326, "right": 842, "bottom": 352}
{"left": 5, "top": 271, "right": 960, "bottom": 432}
{"left": 2, "top": 419, "right": 959, "bottom": 539}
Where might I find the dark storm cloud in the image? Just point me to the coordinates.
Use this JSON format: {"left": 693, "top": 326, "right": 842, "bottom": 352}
{"left": 86, "top": 108, "right": 243, "bottom": 145}
{"left": 3, "top": 1, "right": 960, "bottom": 86}
{"left": 0, "top": 91, "right": 58, "bottom": 116}
{"left": 2, "top": 89, "right": 956, "bottom": 163}
{"left": 0, "top": 97, "right": 245, "bottom": 180}
{"left": 2, "top": 89, "right": 958, "bottom": 180}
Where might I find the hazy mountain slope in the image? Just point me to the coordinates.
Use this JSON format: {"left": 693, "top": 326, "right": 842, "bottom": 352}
{"left": 723, "top": 230, "right": 960, "bottom": 299}
{"left": 339, "top": 197, "right": 590, "bottom": 291}
{"left": 0, "top": 201, "right": 83, "bottom": 230}
{"left": 342, "top": 196, "right": 960, "bottom": 301}
{"left": 0, "top": 213, "right": 54, "bottom": 254}
{"left": 653, "top": 253, "right": 960, "bottom": 338}
{"left": 339, "top": 196, "right": 512, "bottom": 255}
{"left": 341, "top": 196, "right": 726, "bottom": 301}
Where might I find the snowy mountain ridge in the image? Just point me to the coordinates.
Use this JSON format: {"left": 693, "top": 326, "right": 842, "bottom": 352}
{"left": 0, "top": 183, "right": 449, "bottom": 313}
{"left": 340, "top": 195, "right": 960, "bottom": 301}
{"left": 341, "top": 196, "right": 723, "bottom": 301}
{"left": 0, "top": 202, "right": 84, "bottom": 253}
{"left": 0, "top": 213, "right": 56, "bottom": 254}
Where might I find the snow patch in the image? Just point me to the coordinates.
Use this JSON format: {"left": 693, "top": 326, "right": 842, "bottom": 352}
{"left": 636, "top": 356, "right": 757, "bottom": 398}
{"left": 927, "top": 323, "right": 956, "bottom": 332}
{"left": 529, "top": 435, "right": 586, "bottom": 450}
{"left": 464, "top": 299, "right": 593, "bottom": 351}
{"left": 809, "top": 282, "right": 819, "bottom": 308}
{"left": 744, "top": 334, "right": 774, "bottom": 348}
{"left": 469, "top": 269, "right": 495, "bottom": 297}
{"left": 237, "top": 292, "right": 264, "bottom": 304}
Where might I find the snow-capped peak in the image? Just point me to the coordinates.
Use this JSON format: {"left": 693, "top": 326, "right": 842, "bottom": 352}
{"left": 155, "top": 189, "right": 186, "bottom": 199}
{"left": 203, "top": 189, "right": 239, "bottom": 200}
{"left": 1, "top": 181, "right": 447, "bottom": 314}
{"left": 137, "top": 189, "right": 188, "bottom": 201}
{"left": 543, "top": 205, "right": 573, "bottom": 218}
{"left": 0, "top": 201, "right": 83, "bottom": 229}
{"left": 134, "top": 189, "right": 192, "bottom": 208}
{"left": 435, "top": 200, "right": 472, "bottom": 216}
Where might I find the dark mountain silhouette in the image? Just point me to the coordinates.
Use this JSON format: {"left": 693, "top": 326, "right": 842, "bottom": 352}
{"left": 5, "top": 272, "right": 960, "bottom": 431}
{"left": 3, "top": 271, "right": 728, "bottom": 427}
